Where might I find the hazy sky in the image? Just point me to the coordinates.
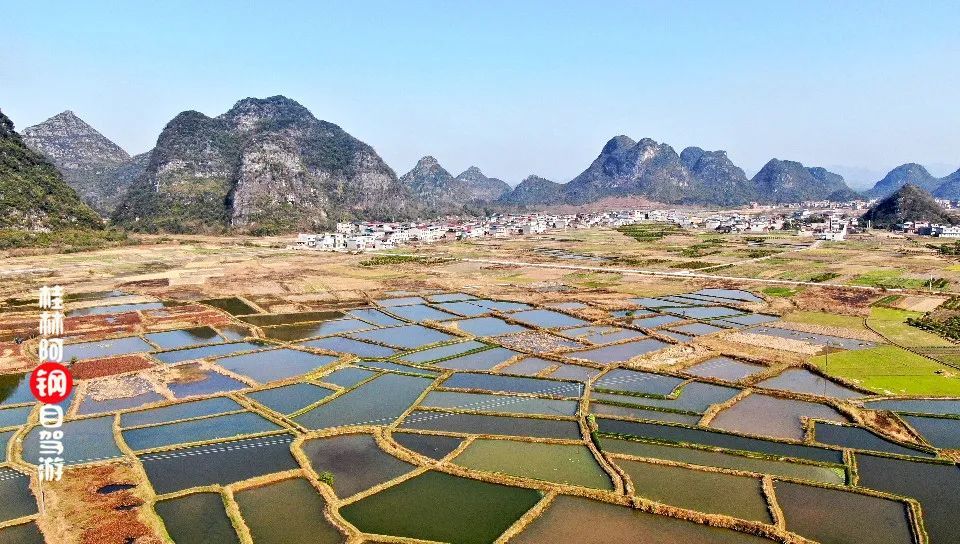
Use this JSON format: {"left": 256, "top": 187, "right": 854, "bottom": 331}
{"left": 3, "top": 1, "right": 958, "bottom": 188}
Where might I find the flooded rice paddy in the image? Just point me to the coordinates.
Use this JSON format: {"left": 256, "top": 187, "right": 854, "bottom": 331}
{"left": 600, "top": 437, "right": 845, "bottom": 484}
{"left": 774, "top": 480, "right": 915, "bottom": 544}
{"left": 235, "top": 478, "right": 344, "bottom": 543}
{"left": 155, "top": 492, "right": 240, "bottom": 543}
{"left": 340, "top": 471, "right": 541, "bottom": 544}
{"left": 303, "top": 433, "right": 415, "bottom": 497}
{"left": 619, "top": 458, "right": 773, "bottom": 522}
{"left": 683, "top": 356, "right": 766, "bottom": 381}
{"left": 454, "top": 438, "right": 613, "bottom": 489}
{"left": 3, "top": 288, "right": 957, "bottom": 543}
{"left": 710, "top": 393, "right": 848, "bottom": 440}
{"left": 513, "top": 495, "right": 772, "bottom": 543}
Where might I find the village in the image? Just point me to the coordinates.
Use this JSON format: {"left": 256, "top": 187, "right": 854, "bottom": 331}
{"left": 291, "top": 197, "right": 956, "bottom": 252}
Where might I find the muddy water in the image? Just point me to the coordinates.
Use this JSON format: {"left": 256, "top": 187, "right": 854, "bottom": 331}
{"left": 684, "top": 357, "right": 766, "bottom": 382}
{"left": 140, "top": 435, "right": 299, "bottom": 494}
{"left": 813, "top": 422, "right": 935, "bottom": 457}
{"left": 710, "top": 394, "right": 848, "bottom": 440}
{"left": 392, "top": 432, "right": 463, "bottom": 459}
{"left": 618, "top": 458, "right": 772, "bottom": 523}
{"left": 235, "top": 478, "right": 344, "bottom": 543}
{"left": 0, "top": 468, "right": 36, "bottom": 522}
{"left": 200, "top": 297, "right": 259, "bottom": 316}
{"left": 774, "top": 480, "right": 915, "bottom": 544}
{"left": 302, "top": 433, "right": 415, "bottom": 498}
{"left": 155, "top": 492, "right": 240, "bottom": 544}
{"left": 757, "top": 368, "right": 862, "bottom": 399}
{"left": 340, "top": 471, "right": 541, "bottom": 544}
{"left": 454, "top": 439, "right": 613, "bottom": 490}
{"left": 598, "top": 419, "right": 844, "bottom": 464}
{"left": 855, "top": 453, "right": 960, "bottom": 544}
{"left": 400, "top": 410, "right": 581, "bottom": 439}
{"left": 512, "top": 495, "right": 772, "bottom": 544}
{"left": 599, "top": 437, "right": 845, "bottom": 484}
{"left": 145, "top": 326, "right": 222, "bottom": 350}
{"left": 569, "top": 339, "right": 669, "bottom": 364}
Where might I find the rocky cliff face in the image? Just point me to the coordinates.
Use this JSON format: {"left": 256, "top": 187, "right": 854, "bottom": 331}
{"left": 751, "top": 159, "right": 857, "bottom": 203}
{"left": 866, "top": 163, "right": 941, "bottom": 199}
{"left": 112, "top": 96, "right": 415, "bottom": 233}
{"left": 22, "top": 111, "right": 141, "bottom": 213}
{"left": 0, "top": 109, "right": 103, "bottom": 231}
{"left": 499, "top": 175, "right": 565, "bottom": 205}
{"left": 564, "top": 136, "right": 693, "bottom": 204}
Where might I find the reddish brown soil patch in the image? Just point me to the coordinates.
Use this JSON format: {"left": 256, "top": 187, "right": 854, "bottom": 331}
{"left": 793, "top": 287, "right": 876, "bottom": 316}
{"left": 142, "top": 304, "right": 232, "bottom": 328}
{"left": 71, "top": 355, "right": 154, "bottom": 380}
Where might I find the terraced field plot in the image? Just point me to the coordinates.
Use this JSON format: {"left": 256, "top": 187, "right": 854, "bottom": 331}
{"left": 1, "top": 287, "right": 954, "bottom": 544}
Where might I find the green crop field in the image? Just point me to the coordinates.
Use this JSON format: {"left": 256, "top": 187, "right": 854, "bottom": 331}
{"left": 811, "top": 345, "right": 960, "bottom": 396}
{"left": 867, "top": 307, "right": 955, "bottom": 348}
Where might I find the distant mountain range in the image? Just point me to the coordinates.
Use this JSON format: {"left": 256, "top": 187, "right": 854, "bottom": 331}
{"left": 9, "top": 97, "right": 959, "bottom": 234}
{"left": 399, "top": 157, "right": 510, "bottom": 214}
{"left": 864, "top": 163, "right": 960, "bottom": 201}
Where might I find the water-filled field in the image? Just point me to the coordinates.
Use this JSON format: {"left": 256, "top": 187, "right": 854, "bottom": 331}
{"left": 0, "top": 287, "right": 952, "bottom": 543}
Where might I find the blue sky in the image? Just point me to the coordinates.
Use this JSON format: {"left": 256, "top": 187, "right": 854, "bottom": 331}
{"left": 3, "top": 1, "right": 958, "bottom": 187}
